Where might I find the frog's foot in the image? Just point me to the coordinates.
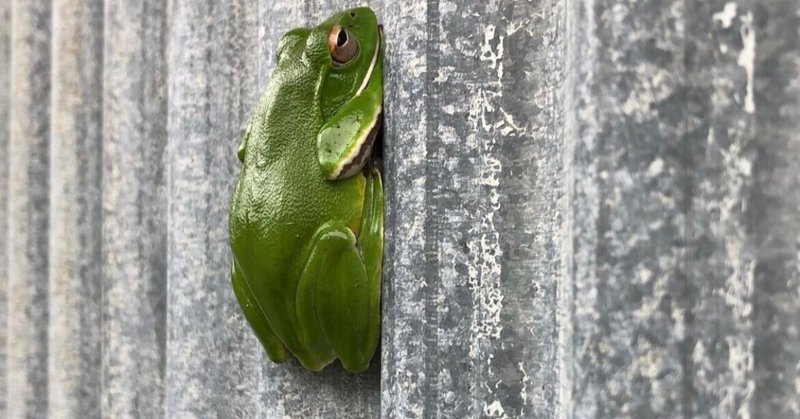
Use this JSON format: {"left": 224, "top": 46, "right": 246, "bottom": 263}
{"left": 231, "top": 261, "right": 289, "bottom": 363}
{"left": 295, "top": 224, "right": 378, "bottom": 372}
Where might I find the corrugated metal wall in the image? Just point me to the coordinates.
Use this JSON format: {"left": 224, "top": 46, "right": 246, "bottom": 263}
{"left": 1, "top": 0, "right": 799, "bottom": 418}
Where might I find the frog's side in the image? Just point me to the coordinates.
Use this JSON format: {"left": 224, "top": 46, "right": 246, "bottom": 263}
{"left": 229, "top": 8, "right": 383, "bottom": 372}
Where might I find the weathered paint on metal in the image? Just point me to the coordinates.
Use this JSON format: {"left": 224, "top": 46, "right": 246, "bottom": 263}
{"left": 380, "top": 0, "right": 566, "bottom": 417}
{"left": 564, "top": 1, "right": 800, "bottom": 417}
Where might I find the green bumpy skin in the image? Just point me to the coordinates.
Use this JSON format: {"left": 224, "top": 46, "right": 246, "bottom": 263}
{"left": 229, "top": 7, "right": 384, "bottom": 372}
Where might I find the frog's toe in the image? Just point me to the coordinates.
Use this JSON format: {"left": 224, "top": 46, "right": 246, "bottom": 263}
{"left": 264, "top": 340, "right": 290, "bottom": 364}
{"left": 295, "top": 354, "right": 328, "bottom": 372}
{"left": 338, "top": 350, "right": 371, "bottom": 373}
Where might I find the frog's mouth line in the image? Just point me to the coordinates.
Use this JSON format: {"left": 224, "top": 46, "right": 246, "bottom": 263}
{"left": 355, "top": 25, "right": 381, "bottom": 96}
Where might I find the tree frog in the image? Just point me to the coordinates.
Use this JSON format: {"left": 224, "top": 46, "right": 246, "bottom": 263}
{"left": 228, "top": 7, "right": 383, "bottom": 372}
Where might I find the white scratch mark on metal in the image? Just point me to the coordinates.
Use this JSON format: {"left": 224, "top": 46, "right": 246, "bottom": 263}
{"left": 465, "top": 85, "right": 504, "bottom": 361}
{"left": 497, "top": 107, "right": 525, "bottom": 136}
{"left": 738, "top": 11, "right": 756, "bottom": 114}
{"left": 518, "top": 362, "right": 530, "bottom": 407}
{"left": 713, "top": 126, "right": 756, "bottom": 417}
{"left": 433, "top": 66, "right": 455, "bottom": 83}
{"left": 479, "top": 24, "right": 505, "bottom": 84}
{"left": 724, "top": 335, "right": 755, "bottom": 419}
{"left": 484, "top": 400, "right": 507, "bottom": 418}
{"left": 620, "top": 70, "right": 671, "bottom": 121}
{"left": 646, "top": 157, "right": 664, "bottom": 177}
{"left": 712, "top": 2, "right": 738, "bottom": 28}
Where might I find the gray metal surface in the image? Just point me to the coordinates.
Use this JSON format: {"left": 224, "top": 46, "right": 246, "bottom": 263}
{"left": 101, "top": 0, "right": 168, "bottom": 417}
{"left": 165, "top": 2, "right": 261, "bottom": 417}
{"left": 380, "top": 0, "right": 566, "bottom": 417}
{"left": 565, "top": 0, "right": 800, "bottom": 417}
{"left": 7, "top": 1, "right": 51, "bottom": 418}
{"left": 48, "top": 1, "right": 103, "bottom": 417}
{"left": 566, "top": 0, "right": 691, "bottom": 416}
{"left": 0, "top": 1, "right": 9, "bottom": 417}
{"left": 1, "top": 0, "right": 799, "bottom": 418}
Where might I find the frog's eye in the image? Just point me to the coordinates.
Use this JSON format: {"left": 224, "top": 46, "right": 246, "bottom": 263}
{"left": 328, "top": 24, "right": 359, "bottom": 65}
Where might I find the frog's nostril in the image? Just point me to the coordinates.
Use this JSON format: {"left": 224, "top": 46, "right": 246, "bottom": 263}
{"left": 350, "top": 11, "right": 356, "bottom": 18}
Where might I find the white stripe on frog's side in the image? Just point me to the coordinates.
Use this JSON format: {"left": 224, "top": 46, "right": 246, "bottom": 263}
{"left": 355, "top": 31, "right": 381, "bottom": 96}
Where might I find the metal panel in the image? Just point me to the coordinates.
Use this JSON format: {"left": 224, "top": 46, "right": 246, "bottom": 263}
{"left": 48, "top": 1, "right": 104, "bottom": 417}
{"left": 0, "top": 0, "right": 797, "bottom": 417}
{"left": 380, "top": 0, "right": 566, "bottom": 417}
{"left": 0, "top": 1, "right": 10, "bottom": 417}
{"left": 735, "top": 2, "right": 800, "bottom": 415}
{"left": 566, "top": 0, "right": 690, "bottom": 416}
{"left": 563, "top": 0, "right": 800, "bottom": 417}
{"left": 101, "top": 0, "right": 168, "bottom": 417}
{"left": 165, "top": 1, "right": 263, "bottom": 417}
{"left": 7, "top": 1, "right": 51, "bottom": 418}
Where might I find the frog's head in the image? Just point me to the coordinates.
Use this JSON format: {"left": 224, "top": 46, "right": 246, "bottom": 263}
{"left": 278, "top": 7, "right": 384, "bottom": 180}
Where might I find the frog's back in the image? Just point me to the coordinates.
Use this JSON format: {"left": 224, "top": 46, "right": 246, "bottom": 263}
{"left": 228, "top": 68, "right": 364, "bottom": 285}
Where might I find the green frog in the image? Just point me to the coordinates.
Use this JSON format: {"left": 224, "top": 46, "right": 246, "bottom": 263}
{"left": 229, "top": 7, "right": 383, "bottom": 372}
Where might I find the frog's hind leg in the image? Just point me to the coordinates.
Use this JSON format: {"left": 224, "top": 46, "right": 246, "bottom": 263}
{"left": 355, "top": 165, "right": 383, "bottom": 362}
{"left": 295, "top": 224, "right": 376, "bottom": 372}
{"left": 231, "top": 261, "right": 289, "bottom": 363}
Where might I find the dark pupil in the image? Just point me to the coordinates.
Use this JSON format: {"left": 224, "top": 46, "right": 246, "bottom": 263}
{"left": 337, "top": 30, "right": 347, "bottom": 47}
